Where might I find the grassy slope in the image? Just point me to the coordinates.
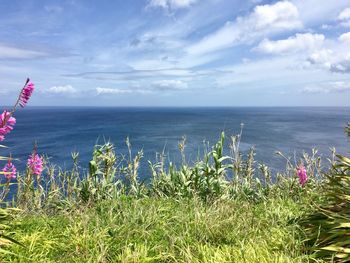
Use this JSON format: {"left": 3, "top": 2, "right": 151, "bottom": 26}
{"left": 3, "top": 196, "right": 323, "bottom": 263}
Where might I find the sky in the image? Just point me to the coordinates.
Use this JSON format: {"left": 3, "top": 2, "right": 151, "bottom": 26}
{"left": 0, "top": 0, "right": 350, "bottom": 106}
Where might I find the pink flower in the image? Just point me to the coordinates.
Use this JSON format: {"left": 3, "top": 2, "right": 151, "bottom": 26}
{"left": 2, "top": 160, "right": 16, "bottom": 180}
{"left": 0, "top": 110, "right": 16, "bottom": 141}
{"left": 297, "top": 164, "right": 308, "bottom": 187}
{"left": 27, "top": 153, "right": 43, "bottom": 176}
{"left": 19, "top": 80, "right": 34, "bottom": 108}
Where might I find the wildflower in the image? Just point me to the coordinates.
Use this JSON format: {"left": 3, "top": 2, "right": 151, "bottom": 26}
{"left": 2, "top": 160, "right": 16, "bottom": 180}
{"left": 27, "top": 153, "right": 43, "bottom": 176}
{"left": 0, "top": 110, "right": 16, "bottom": 141}
{"left": 297, "top": 164, "right": 308, "bottom": 187}
{"left": 19, "top": 80, "right": 34, "bottom": 107}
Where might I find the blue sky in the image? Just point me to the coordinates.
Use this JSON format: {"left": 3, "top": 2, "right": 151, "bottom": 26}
{"left": 0, "top": 0, "right": 350, "bottom": 106}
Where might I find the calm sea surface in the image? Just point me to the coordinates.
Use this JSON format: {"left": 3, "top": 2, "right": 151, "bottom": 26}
{"left": 2, "top": 107, "right": 350, "bottom": 178}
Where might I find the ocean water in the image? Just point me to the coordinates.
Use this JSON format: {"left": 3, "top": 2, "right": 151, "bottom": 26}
{"left": 2, "top": 107, "right": 350, "bottom": 179}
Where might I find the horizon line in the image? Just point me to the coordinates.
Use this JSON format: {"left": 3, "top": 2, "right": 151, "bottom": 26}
{"left": 1, "top": 105, "right": 349, "bottom": 108}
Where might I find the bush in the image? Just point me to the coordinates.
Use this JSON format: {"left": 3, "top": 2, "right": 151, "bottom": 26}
{"left": 302, "top": 154, "right": 350, "bottom": 262}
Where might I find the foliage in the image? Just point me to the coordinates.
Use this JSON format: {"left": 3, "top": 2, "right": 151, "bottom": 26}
{"left": 345, "top": 123, "right": 350, "bottom": 137}
{"left": 0, "top": 207, "right": 22, "bottom": 255}
{"left": 149, "top": 132, "right": 232, "bottom": 201}
{"left": 0, "top": 127, "right": 330, "bottom": 261}
{"left": 3, "top": 196, "right": 321, "bottom": 262}
{"left": 10, "top": 129, "right": 324, "bottom": 212}
{"left": 302, "top": 154, "right": 350, "bottom": 262}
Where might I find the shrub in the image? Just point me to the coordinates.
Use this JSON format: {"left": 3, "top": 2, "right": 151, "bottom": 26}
{"left": 302, "top": 154, "right": 350, "bottom": 262}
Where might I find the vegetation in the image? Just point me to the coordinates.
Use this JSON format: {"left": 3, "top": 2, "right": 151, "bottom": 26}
{"left": 4, "top": 196, "right": 319, "bottom": 262}
{"left": 0, "top": 129, "right": 331, "bottom": 262}
{"left": 302, "top": 154, "right": 350, "bottom": 262}
{"left": 346, "top": 123, "right": 350, "bottom": 137}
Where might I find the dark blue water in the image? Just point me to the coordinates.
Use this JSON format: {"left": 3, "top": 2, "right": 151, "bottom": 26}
{"left": 2, "top": 107, "right": 350, "bottom": 179}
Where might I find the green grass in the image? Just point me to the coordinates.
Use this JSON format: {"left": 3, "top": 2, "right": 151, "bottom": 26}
{"left": 0, "top": 132, "right": 335, "bottom": 262}
{"left": 3, "top": 195, "right": 322, "bottom": 262}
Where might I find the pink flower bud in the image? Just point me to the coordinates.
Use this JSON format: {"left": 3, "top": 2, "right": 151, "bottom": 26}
{"left": 297, "top": 164, "right": 308, "bottom": 187}
{"left": 2, "top": 160, "right": 16, "bottom": 180}
{"left": 27, "top": 153, "right": 43, "bottom": 177}
{"left": 19, "top": 81, "right": 34, "bottom": 108}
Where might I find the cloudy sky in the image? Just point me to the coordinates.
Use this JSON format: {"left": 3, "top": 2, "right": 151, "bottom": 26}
{"left": 0, "top": 0, "right": 350, "bottom": 106}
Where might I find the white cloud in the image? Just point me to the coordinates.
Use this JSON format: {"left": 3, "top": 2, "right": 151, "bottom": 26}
{"left": 338, "top": 7, "right": 350, "bottom": 20}
{"left": 308, "top": 33, "right": 350, "bottom": 73}
{"left": 186, "top": 1, "right": 302, "bottom": 55}
{"left": 96, "top": 87, "right": 152, "bottom": 95}
{"left": 96, "top": 87, "right": 134, "bottom": 95}
{"left": 302, "top": 81, "right": 350, "bottom": 94}
{"left": 255, "top": 33, "right": 324, "bottom": 55}
{"left": 44, "top": 85, "right": 78, "bottom": 95}
{"left": 308, "top": 49, "right": 333, "bottom": 68}
{"left": 251, "top": 1, "right": 301, "bottom": 30}
{"left": 95, "top": 81, "right": 188, "bottom": 96}
{"left": 151, "top": 80, "right": 188, "bottom": 90}
{"left": 148, "top": 0, "right": 196, "bottom": 10}
{"left": 330, "top": 57, "right": 350, "bottom": 73}
{"left": 339, "top": 32, "right": 350, "bottom": 43}
{"left": 310, "top": 51, "right": 350, "bottom": 73}
{"left": 338, "top": 7, "right": 350, "bottom": 27}
{"left": 0, "top": 44, "right": 48, "bottom": 59}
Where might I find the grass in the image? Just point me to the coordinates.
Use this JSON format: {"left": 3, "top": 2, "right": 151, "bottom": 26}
{"left": 4, "top": 196, "right": 321, "bottom": 262}
{"left": 0, "top": 131, "right": 337, "bottom": 262}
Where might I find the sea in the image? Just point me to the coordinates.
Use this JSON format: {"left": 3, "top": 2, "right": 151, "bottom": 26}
{"left": 2, "top": 107, "right": 350, "bottom": 179}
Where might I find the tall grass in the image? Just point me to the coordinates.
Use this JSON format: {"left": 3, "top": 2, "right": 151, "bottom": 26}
{"left": 10, "top": 130, "right": 324, "bottom": 209}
